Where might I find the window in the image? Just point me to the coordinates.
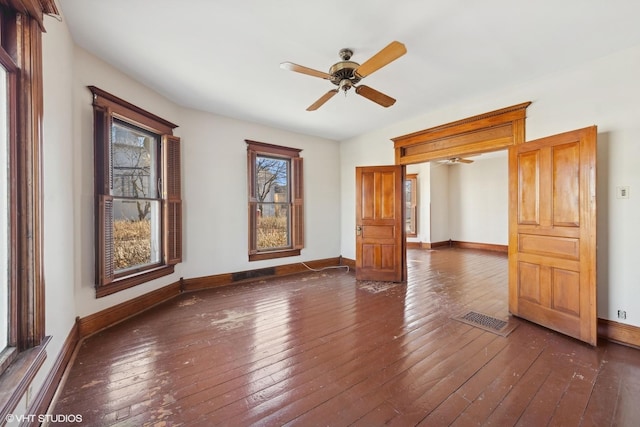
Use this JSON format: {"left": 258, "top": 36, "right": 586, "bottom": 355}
{"left": 246, "top": 140, "right": 303, "bottom": 261}
{"left": 91, "top": 86, "right": 182, "bottom": 297}
{"left": 0, "top": 0, "right": 57, "bottom": 417}
{"left": 405, "top": 173, "right": 417, "bottom": 237}
{"left": 1, "top": 54, "right": 9, "bottom": 358}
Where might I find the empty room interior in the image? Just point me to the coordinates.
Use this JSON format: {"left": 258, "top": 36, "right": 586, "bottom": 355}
{"left": 1, "top": 1, "right": 640, "bottom": 425}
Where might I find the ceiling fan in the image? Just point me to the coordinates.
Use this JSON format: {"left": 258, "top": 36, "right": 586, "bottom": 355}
{"left": 441, "top": 157, "right": 475, "bottom": 165}
{"left": 280, "top": 41, "right": 407, "bottom": 111}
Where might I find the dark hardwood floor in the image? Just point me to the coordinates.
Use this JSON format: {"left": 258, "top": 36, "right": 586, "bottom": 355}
{"left": 52, "top": 249, "right": 640, "bottom": 426}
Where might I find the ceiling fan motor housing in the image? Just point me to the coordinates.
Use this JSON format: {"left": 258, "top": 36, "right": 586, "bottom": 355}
{"left": 329, "top": 60, "right": 361, "bottom": 87}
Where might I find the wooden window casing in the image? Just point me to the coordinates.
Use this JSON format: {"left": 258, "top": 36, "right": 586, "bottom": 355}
{"left": 246, "top": 140, "right": 303, "bottom": 261}
{"left": 0, "top": 0, "right": 58, "bottom": 419}
{"left": 90, "top": 86, "right": 182, "bottom": 297}
{"left": 405, "top": 173, "right": 418, "bottom": 237}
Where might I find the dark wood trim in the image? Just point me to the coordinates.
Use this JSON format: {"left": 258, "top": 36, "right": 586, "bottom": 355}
{"left": 245, "top": 139, "right": 302, "bottom": 157}
{"left": 0, "top": 4, "right": 51, "bottom": 420}
{"left": 88, "top": 86, "right": 178, "bottom": 133}
{"left": 249, "top": 249, "right": 301, "bottom": 262}
{"left": 598, "top": 318, "right": 640, "bottom": 349}
{"left": 96, "top": 265, "right": 175, "bottom": 298}
{"left": 340, "top": 257, "right": 356, "bottom": 270}
{"left": 80, "top": 281, "right": 182, "bottom": 338}
{"left": 406, "top": 242, "right": 436, "bottom": 249}
{"left": 0, "top": 0, "right": 58, "bottom": 31}
{"left": 419, "top": 240, "right": 508, "bottom": 252}
{"left": 15, "top": 6, "right": 46, "bottom": 351}
{"left": 183, "top": 257, "right": 343, "bottom": 292}
{"left": 430, "top": 240, "right": 453, "bottom": 248}
{"left": 392, "top": 102, "right": 530, "bottom": 165}
{"left": 452, "top": 240, "right": 508, "bottom": 253}
{"left": 27, "top": 323, "right": 79, "bottom": 421}
{"left": 409, "top": 242, "right": 500, "bottom": 250}
{"left": 0, "top": 336, "right": 50, "bottom": 422}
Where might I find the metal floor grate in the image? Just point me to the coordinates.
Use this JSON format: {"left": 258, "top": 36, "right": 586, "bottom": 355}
{"left": 452, "top": 310, "right": 518, "bottom": 337}
{"left": 461, "top": 311, "right": 507, "bottom": 331}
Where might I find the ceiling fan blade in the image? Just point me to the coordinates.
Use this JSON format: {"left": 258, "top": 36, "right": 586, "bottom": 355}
{"left": 458, "top": 158, "right": 474, "bottom": 164}
{"left": 355, "top": 85, "right": 396, "bottom": 108}
{"left": 280, "top": 62, "right": 332, "bottom": 79}
{"left": 354, "top": 41, "right": 407, "bottom": 78}
{"left": 307, "top": 89, "right": 339, "bottom": 111}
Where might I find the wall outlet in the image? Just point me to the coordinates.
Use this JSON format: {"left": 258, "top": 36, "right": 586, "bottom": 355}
{"left": 617, "top": 310, "right": 627, "bottom": 320}
{"left": 616, "top": 186, "right": 630, "bottom": 199}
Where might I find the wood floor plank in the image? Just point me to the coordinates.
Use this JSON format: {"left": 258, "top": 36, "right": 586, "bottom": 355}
{"left": 51, "top": 248, "right": 640, "bottom": 426}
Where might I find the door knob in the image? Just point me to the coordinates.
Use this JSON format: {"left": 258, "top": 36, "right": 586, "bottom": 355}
{"left": 356, "top": 225, "right": 362, "bottom": 236}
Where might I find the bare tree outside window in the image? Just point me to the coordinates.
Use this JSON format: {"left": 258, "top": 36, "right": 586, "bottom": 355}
{"left": 111, "top": 122, "right": 160, "bottom": 272}
{"left": 255, "top": 155, "right": 290, "bottom": 249}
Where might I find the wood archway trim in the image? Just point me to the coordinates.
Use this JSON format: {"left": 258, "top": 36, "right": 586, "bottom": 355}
{"left": 392, "top": 102, "right": 531, "bottom": 165}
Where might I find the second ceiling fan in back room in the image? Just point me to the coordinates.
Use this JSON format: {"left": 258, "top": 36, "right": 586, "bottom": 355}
{"left": 280, "top": 41, "right": 407, "bottom": 111}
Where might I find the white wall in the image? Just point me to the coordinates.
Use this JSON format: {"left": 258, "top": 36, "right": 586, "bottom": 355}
{"left": 429, "top": 163, "right": 450, "bottom": 243}
{"left": 448, "top": 155, "right": 508, "bottom": 245}
{"left": 340, "top": 43, "right": 640, "bottom": 327}
{"left": 179, "top": 109, "right": 341, "bottom": 279}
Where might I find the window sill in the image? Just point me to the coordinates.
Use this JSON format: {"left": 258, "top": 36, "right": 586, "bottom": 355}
{"left": 249, "top": 249, "right": 301, "bottom": 262}
{"left": 0, "top": 336, "right": 50, "bottom": 422}
{"left": 96, "top": 264, "right": 175, "bottom": 298}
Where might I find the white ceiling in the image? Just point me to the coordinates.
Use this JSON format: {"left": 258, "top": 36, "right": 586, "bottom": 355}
{"left": 57, "top": 0, "right": 640, "bottom": 141}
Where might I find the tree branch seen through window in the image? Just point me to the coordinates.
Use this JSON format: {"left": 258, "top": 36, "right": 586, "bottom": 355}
{"left": 247, "top": 140, "right": 303, "bottom": 261}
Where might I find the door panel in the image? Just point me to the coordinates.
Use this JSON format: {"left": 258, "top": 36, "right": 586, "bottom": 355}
{"left": 509, "top": 126, "right": 597, "bottom": 345}
{"left": 356, "top": 165, "right": 405, "bottom": 281}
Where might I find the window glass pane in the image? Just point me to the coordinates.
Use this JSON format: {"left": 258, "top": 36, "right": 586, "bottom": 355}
{"left": 113, "top": 199, "right": 161, "bottom": 272}
{"left": 112, "top": 121, "right": 158, "bottom": 199}
{"left": 0, "top": 66, "right": 7, "bottom": 348}
{"left": 255, "top": 156, "right": 289, "bottom": 203}
{"left": 405, "top": 180, "right": 413, "bottom": 232}
{"left": 257, "top": 203, "right": 290, "bottom": 250}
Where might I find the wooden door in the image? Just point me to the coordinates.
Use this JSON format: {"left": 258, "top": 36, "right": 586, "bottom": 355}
{"left": 509, "top": 126, "right": 597, "bottom": 345}
{"left": 355, "top": 165, "right": 406, "bottom": 281}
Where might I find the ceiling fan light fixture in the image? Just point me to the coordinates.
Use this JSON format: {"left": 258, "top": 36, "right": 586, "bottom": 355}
{"left": 338, "top": 79, "right": 353, "bottom": 93}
